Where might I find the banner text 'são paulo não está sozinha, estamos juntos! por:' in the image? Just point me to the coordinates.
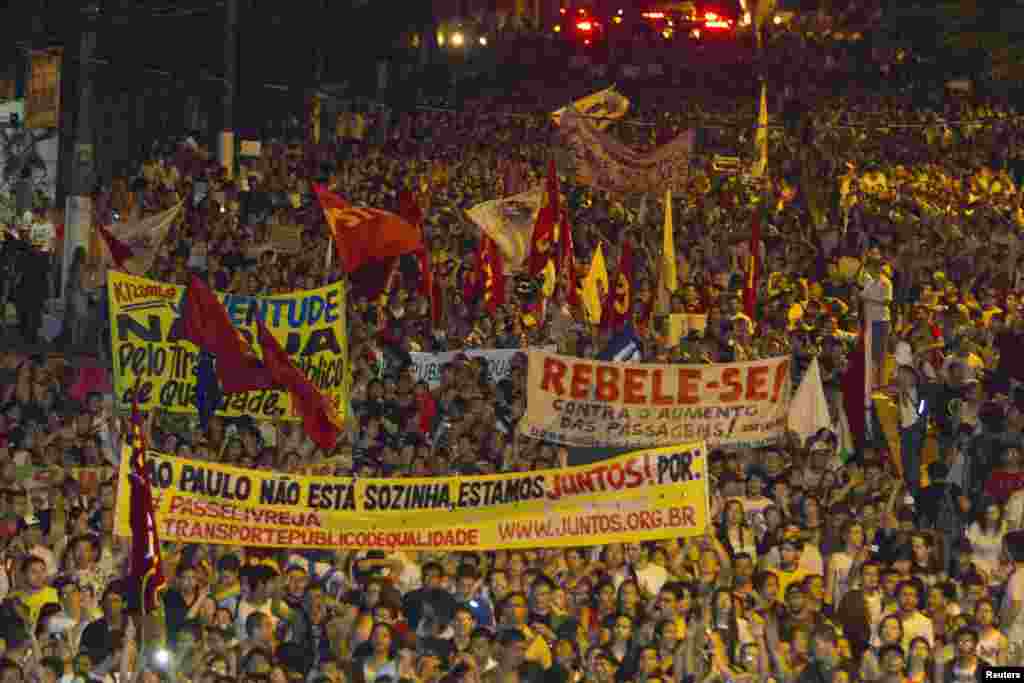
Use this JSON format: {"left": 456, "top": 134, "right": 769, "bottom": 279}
{"left": 115, "top": 443, "right": 711, "bottom": 551}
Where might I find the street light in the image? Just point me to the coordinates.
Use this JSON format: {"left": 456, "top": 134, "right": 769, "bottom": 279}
{"left": 451, "top": 31, "right": 465, "bottom": 47}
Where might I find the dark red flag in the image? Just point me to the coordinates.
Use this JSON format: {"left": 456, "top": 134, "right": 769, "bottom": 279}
{"left": 96, "top": 224, "right": 134, "bottom": 268}
{"left": 180, "top": 274, "right": 276, "bottom": 394}
{"left": 528, "top": 160, "right": 560, "bottom": 277}
{"left": 602, "top": 242, "right": 634, "bottom": 332}
{"left": 841, "top": 329, "right": 867, "bottom": 451}
{"left": 257, "top": 321, "right": 342, "bottom": 450}
{"left": 127, "top": 381, "right": 167, "bottom": 615}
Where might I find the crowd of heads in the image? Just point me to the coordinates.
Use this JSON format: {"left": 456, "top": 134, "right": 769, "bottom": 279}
{"left": 2, "top": 33, "right": 1024, "bottom": 683}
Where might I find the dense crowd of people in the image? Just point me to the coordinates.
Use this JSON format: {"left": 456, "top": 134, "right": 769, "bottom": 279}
{"left": 2, "top": 30, "right": 1024, "bottom": 683}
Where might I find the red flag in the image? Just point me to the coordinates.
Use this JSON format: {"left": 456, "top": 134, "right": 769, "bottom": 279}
{"left": 528, "top": 160, "right": 560, "bottom": 277}
{"left": 416, "top": 392, "right": 437, "bottom": 435}
{"left": 603, "top": 242, "right": 634, "bottom": 331}
{"left": 96, "top": 224, "right": 133, "bottom": 268}
{"left": 127, "top": 381, "right": 167, "bottom": 615}
{"left": 313, "top": 183, "right": 422, "bottom": 273}
{"left": 559, "top": 213, "right": 579, "bottom": 307}
{"left": 744, "top": 207, "right": 763, "bottom": 321}
{"left": 257, "top": 321, "right": 342, "bottom": 450}
{"left": 414, "top": 248, "right": 432, "bottom": 297}
{"left": 401, "top": 187, "right": 437, "bottom": 316}
{"left": 179, "top": 274, "right": 276, "bottom": 394}
{"left": 398, "top": 188, "right": 423, "bottom": 229}
{"left": 478, "top": 236, "right": 506, "bottom": 314}
{"left": 841, "top": 329, "right": 867, "bottom": 451}
{"left": 413, "top": 247, "right": 442, "bottom": 327}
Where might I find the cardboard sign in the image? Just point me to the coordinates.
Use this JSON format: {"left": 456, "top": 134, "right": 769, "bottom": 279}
{"left": 240, "top": 140, "right": 262, "bottom": 157}
{"left": 270, "top": 224, "right": 304, "bottom": 253}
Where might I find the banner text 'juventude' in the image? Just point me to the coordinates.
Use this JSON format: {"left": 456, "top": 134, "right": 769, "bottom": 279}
{"left": 107, "top": 272, "right": 349, "bottom": 421}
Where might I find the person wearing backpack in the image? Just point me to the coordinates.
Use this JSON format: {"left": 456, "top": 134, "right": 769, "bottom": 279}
{"left": 916, "top": 462, "right": 970, "bottom": 573}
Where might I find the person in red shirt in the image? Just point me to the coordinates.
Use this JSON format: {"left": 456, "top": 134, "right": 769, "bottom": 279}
{"left": 983, "top": 447, "right": 1024, "bottom": 504}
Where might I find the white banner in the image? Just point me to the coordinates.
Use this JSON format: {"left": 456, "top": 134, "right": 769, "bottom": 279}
{"left": 622, "top": 65, "right": 642, "bottom": 79}
{"left": 410, "top": 347, "right": 554, "bottom": 389}
{"left": 524, "top": 351, "right": 792, "bottom": 449}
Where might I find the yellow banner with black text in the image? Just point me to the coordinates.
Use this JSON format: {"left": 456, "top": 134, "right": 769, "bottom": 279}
{"left": 115, "top": 443, "right": 710, "bottom": 550}
{"left": 107, "top": 272, "right": 349, "bottom": 422}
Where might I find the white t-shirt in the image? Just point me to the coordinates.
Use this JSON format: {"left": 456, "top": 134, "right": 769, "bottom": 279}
{"left": 613, "top": 563, "right": 668, "bottom": 597}
{"left": 966, "top": 522, "right": 1006, "bottom": 582}
{"left": 860, "top": 272, "right": 893, "bottom": 323}
{"left": 1002, "top": 567, "right": 1024, "bottom": 642}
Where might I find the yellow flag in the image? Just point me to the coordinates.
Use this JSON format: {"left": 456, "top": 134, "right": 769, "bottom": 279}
{"left": 663, "top": 189, "right": 676, "bottom": 293}
{"left": 582, "top": 243, "right": 609, "bottom": 324}
{"left": 753, "top": 81, "right": 768, "bottom": 178}
{"left": 542, "top": 259, "right": 557, "bottom": 298}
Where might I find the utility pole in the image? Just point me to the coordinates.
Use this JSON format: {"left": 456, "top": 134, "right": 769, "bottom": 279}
{"left": 307, "top": 0, "right": 328, "bottom": 145}
{"left": 61, "top": 3, "right": 98, "bottom": 305}
{"left": 219, "top": 0, "right": 238, "bottom": 178}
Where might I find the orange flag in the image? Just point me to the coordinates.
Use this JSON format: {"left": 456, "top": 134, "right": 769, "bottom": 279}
{"left": 313, "top": 183, "right": 422, "bottom": 273}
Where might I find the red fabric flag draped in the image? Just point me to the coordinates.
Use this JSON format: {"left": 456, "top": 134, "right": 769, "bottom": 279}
{"left": 841, "top": 329, "right": 868, "bottom": 451}
{"left": 401, "top": 188, "right": 439, "bottom": 324}
{"left": 528, "top": 160, "right": 560, "bottom": 277}
{"left": 127, "top": 382, "right": 167, "bottom": 615}
{"left": 179, "top": 274, "right": 276, "bottom": 394}
{"left": 559, "top": 213, "right": 579, "bottom": 307}
{"left": 398, "top": 188, "right": 423, "bottom": 229}
{"left": 603, "top": 242, "right": 634, "bottom": 332}
{"left": 744, "top": 207, "right": 762, "bottom": 321}
{"left": 179, "top": 274, "right": 275, "bottom": 394}
{"left": 96, "top": 224, "right": 134, "bottom": 268}
{"left": 478, "top": 236, "right": 506, "bottom": 314}
{"left": 256, "top": 321, "right": 341, "bottom": 450}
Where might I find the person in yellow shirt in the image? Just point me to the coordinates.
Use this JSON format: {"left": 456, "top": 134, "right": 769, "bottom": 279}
{"left": 498, "top": 592, "right": 552, "bottom": 670}
{"left": 770, "top": 538, "right": 810, "bottom": 599}
{"left": 11, "top": 555, "right": 59, "bottom": 632}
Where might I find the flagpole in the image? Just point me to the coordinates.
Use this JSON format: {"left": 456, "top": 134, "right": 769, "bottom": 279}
{"left": 324, "top": 237, "right": 334, "bottom": 284}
